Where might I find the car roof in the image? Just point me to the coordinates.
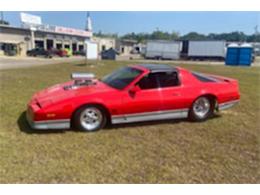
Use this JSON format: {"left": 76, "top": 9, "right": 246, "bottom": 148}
{"left": 136, "top": 64, "right": 178, "bottom": 73}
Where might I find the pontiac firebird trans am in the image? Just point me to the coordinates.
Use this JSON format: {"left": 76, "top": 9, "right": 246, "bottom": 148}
{"left": 26, "top": 64, "right": 240, "bottom": 132}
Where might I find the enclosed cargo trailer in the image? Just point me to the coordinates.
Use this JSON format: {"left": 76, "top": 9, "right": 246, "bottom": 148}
{"left": 187, "top": 40, "right": 226, "bottom": 60}
{"left": 145, "top": 40, "right": 182, "bottom": 60}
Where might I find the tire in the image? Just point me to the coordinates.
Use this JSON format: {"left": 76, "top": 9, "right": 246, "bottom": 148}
{"left": 189, "top": 96, "right": 215, "bottom": 122}
{"left": 73, "top": 105, "right": 107, "bottom": 132}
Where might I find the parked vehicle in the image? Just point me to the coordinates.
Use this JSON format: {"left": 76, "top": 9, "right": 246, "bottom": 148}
{"left": 73, "top": 50, "right": 85, "bottom": 56}
{"left": 187, "top": 40, "right": 226, "bottom": 60}
{"left": 1, "top": 43, "right": 17, "bottom": 56}
{"left": 101, "top": 48, "right": 119, "bottom": 60}
{"left": 56, "top": 49, "right": 69, "bottom": 57}
{"left": 26, "top": 64, "right": 240, "bottom": 132}
{"left": 145, "top": 40, "right": 182, "bottom": 60}
{"left": 27, "top": 48, "right": 53, "bottom": 58}
{"left": 64, "top": 48, "right": 72, "bottom": 57}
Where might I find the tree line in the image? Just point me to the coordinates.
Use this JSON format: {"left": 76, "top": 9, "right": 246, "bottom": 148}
{"left": 94, "top": 30, "right": 260, "bottom": 43}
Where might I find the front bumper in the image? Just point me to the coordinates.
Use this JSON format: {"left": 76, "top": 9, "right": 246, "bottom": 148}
{"left": 26, "top": 109, "right": 70, "bottom": 130}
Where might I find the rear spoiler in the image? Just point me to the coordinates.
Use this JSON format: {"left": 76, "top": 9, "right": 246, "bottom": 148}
{"left": 206, "top": 74, "right": 237, "bottom": 83}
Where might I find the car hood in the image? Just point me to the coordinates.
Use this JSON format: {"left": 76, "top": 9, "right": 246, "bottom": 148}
{"left": 31, "top": 80, "right": 113, "bottom": 108}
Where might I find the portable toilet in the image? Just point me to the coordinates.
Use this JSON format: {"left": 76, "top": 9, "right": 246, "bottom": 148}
{"left": 225, "top": 43, "right": 253, "bottom": 66}
{"left": 225, "top": 43, "right": 240, "bottom": 66}
{"left": 238, "top": 43, "right": 253, "bottom": 66}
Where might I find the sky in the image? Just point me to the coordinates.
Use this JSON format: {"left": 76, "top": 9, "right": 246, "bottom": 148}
{"left": 2, "top": 11, "right": 260, "bottom": 35}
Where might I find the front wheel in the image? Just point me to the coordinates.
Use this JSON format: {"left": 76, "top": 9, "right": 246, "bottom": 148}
{"left": 189, "top": 96, "right": 214, "bottom": 121}
{"left": 73, "top": 105, "right": 107, "bottom": 132}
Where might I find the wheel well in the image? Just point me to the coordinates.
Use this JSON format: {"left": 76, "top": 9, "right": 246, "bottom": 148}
{"left": 189, "top": 94, "right": 218, "bottom": 120}
{"left": 198, "top": 94, "right": 218, "bottom": 108}
{"left": 71, "top": 103, "right": 111, "bottom": 124}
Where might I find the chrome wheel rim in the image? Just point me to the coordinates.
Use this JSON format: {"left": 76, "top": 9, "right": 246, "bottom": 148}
{"left": 80, "top": 107, "right": 103, "bottom": 131}
{"left": 193, "top": 97, "right": 210, "bottom": 119}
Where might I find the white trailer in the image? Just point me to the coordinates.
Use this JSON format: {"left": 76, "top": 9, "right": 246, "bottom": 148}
{"left": 188, "top": 41, "right": 226, "bottom": 60}
{"left": 145, "top": 40, "right": 182, "bottom": 60}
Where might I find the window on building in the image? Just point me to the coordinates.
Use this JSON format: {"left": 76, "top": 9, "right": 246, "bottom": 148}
{"left": 35, "top": 40, "right": 44, "bottom": 49}
{"left": 46, "top": 39, "right": 54, "bottom": 50}
{"left": 78, "top": 45, "right": 84, "bottom": 51}
{"left": 56, "top": 44, "right": 62, "bottom": 49}
{"left": 72, "top": 43, "right": 77, "bottom": 51}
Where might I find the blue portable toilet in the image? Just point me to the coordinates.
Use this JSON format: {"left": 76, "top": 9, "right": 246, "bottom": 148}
{"left": 225, "top": 43, "right": 253, "bottom": 66}
{"left": 238, "top": 43, "right": 253, "bottom": 66}
{"left": 225, "top": 43, "right": 240, "bottom": 66}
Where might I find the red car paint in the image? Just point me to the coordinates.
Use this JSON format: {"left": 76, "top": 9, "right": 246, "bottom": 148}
{"left": 26, "top": 64, "right": 240, "bottom": 129}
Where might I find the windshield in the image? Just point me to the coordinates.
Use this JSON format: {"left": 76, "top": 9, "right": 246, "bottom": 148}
{"left": 102, "top": 66, "right": 143, "bottom": 90}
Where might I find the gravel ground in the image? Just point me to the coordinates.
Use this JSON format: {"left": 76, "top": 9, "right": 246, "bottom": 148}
{"left": 1, "top": 55, "right": 259, "bottom": 70}
{"left": 0, "top": 56, "right": 86, "bottom": 70}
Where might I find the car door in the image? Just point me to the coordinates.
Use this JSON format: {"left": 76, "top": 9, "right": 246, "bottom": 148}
{"left": 119, "top": 71, "right": 188, "bottom": 123}
{"left": 154, "top": 71, "right": 188, "bottom": 111}
{"left": 121, "top": 72, "right": 164, "bottom": 117}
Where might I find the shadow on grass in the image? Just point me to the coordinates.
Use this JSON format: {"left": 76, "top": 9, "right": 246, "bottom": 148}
{"left": 75, "top": 62, "right": 99, "bottom": 67}
{"left": 74, "top": 63, "right": 89, "bottom": 66}
{"left": 18, "top": 111, "right": 222, "bottom": 134}
{"left": 105, "top": 114, "right": 222, "bottom": 130}
{"left": 106, "top": 118, "right": 184, "bottom": 130}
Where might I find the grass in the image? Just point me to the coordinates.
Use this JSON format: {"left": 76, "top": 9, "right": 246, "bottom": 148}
{"left": 0, "top": 60, "right": 259, "bottom": 183}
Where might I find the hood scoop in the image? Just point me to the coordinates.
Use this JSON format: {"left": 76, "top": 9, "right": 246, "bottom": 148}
{"left": 64, "top": 72, "right": 96, "bottom": 90}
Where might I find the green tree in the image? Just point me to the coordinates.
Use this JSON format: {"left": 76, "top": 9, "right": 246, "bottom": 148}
{"left": 94, "top": 30, "right": 118, "bottom": 38}
{"left": 179, "top": 32, "right": 207, "bottom": 40}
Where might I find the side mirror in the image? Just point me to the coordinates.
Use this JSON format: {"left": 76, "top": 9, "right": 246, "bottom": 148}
{"left": 129, "top": 85, "right": 141, "bottom": 94}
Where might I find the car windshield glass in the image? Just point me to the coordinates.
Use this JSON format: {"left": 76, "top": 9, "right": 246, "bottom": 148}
{"left": 102, "top": 67, "right": 142, "bottom": 90}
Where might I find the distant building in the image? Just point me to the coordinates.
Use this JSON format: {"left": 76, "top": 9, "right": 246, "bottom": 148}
{"left": 116, "top": 39, "right": 137, "bottom": 55}
{"left": 0, "top": 12, "right": 92, "bottom": 57}
{"left": 252, "top": 42, "right": 260, "bottom": 56}
{"left": 133, "top": 42, "right": 146, "bottom": 55}
{"left": 92, "top": 36, "right": 116, "bottom": 53}
{"left": 0, "top": 24, "right": 92, "bottom": 56}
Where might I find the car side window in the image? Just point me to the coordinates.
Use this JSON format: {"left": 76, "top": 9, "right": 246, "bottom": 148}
{"left": 137, "top": 71, "right": 179, "bottom": 90}
{"left": 157, "top": 71, "right": 180, "bottom": 88}
{"left": 138, "top": 73, "right": 159, "bottom": 90}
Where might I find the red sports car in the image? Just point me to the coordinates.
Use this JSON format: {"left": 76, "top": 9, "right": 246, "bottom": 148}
{"left": 26, "top": 64, "right": 240, "bottom": 131}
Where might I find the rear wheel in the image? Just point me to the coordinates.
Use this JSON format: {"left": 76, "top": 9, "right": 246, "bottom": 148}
{"left": 73, "top": 105, "right": 107, "bottom": 132}
{"left": 189, "top": 96, "right": 214, "bottom": 121}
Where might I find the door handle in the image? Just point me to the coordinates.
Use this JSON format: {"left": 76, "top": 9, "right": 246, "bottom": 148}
{"left": 172, "top": 93, "right": 180, "bottom": 96}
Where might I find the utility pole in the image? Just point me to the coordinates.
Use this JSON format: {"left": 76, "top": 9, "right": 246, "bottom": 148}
{"left": 255, "top": 25, "right": 258, "bottom": 35}
{"left": 254, "top": 25, "right": 258, "bottom": 43}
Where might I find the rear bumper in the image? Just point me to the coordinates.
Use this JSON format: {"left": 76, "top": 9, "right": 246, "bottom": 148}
{"left": 26, "top": 111, "right": 70, "bottom": 130}
{"left": 218, "top": 100, "right": 239, "bottom": 111}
